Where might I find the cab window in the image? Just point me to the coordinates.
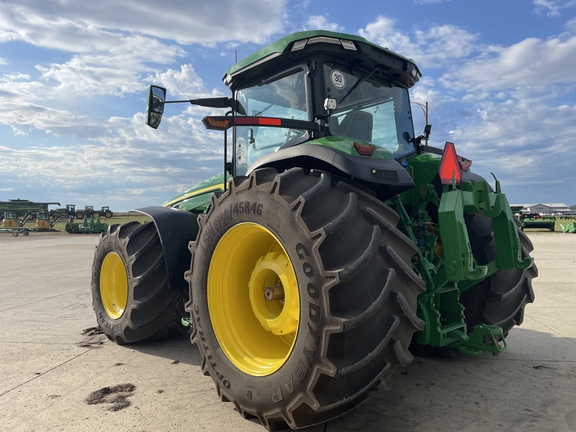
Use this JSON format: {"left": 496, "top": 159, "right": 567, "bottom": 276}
{"left": 235, "top": 70, "right": 307, "bottom": 174}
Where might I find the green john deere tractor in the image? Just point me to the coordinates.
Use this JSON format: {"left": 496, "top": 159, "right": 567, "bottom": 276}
{"left": 91, "top": 30, "right": 537, "bottom": 430}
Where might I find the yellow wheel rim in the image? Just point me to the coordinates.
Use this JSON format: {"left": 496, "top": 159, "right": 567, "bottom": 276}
{"left": 208, "top": 222, "right": 300, "bottom": 376}
{"left": 100, "top": 252, "right": 128, "bottom": 319}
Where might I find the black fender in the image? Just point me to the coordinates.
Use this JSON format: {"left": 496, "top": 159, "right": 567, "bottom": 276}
{"left": 248, "top": 143, "right": 415, "bottom": 189}
{"left": 135, "top": 206, "right": 199, "bottom": 291}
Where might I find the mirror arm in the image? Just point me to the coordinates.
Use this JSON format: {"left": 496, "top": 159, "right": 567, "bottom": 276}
{"left": 163, "top": 97, "right": 238, "bottom": 111}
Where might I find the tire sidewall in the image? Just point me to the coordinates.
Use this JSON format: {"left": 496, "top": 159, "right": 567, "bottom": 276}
{"left": 91, "top": 229, "right": 134, "bottom": 338}
{"left": 190, "top": 183, "right": 332, "bottom": 412}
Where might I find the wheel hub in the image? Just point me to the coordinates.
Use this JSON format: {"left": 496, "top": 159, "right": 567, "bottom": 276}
{"left": 248, "top": 251, "right": 298, "bottom": 336}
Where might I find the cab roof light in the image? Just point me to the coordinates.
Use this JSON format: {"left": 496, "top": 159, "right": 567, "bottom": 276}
{"left": 308, "top": 36, "right": 341, "bottom": 45}
{"left": 292, "top": 40, "right": 308, "bottom": 51}
{"left": 439, "top": 141, "right": 462, "bottom": 186}
{"left": 339, "top": 39, "right": 357, "bottom": 50}
{"left": 292, "top": 37, "right": 357, "bottom": 51}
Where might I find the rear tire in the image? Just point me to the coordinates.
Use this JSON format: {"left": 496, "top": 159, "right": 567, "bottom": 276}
{"left": 461, "top": 214, "right": 537, "bottom": 333}
{"left": 186, "top": 168, "right": 424, "bottom": 430}
{"left": 91, "top": 221, "right": 188, "bottom": 344}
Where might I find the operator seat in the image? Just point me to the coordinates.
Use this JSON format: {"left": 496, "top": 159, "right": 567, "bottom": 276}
{"left": 334, "top": 110, "right": 373, "bottom": 142}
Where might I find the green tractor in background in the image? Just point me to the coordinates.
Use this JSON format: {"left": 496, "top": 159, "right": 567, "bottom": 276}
{"left": 91, "top": 30, "right": 536, "bottom": 430}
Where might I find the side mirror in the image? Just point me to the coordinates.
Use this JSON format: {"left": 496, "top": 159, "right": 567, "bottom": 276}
{"left": 146, "top": 85, "right": 166, "bottom": 129}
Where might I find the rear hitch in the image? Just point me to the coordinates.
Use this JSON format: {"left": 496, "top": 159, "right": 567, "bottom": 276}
{"left": 448, "top": 324, "right": 507, "bottom": 356}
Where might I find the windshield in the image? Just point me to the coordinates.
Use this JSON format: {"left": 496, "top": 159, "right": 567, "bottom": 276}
{"left": 324, "top": 61, "right": 415, "bottom": 157}
{"left": 234, "top": 70, "right": 307, "bottom": 175}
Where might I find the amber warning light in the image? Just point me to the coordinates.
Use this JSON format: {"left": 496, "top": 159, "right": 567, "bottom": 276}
{"left": 439, "top": 141, "right": 462, "bottom": 186}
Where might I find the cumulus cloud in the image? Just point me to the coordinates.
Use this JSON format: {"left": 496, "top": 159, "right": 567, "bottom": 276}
{"left": 148, "top": 64, "right": 209, "bottom": 98}
{"left": 532, "top": 0, "right": 576, "bottom": 16}
{"left": 0, "top": 0, "right": 288, "bottom": 46}
{"left": 441, "top": 35, "right": 576, "bottom": 95}
{"left": 1, "top": 1, "right": 289, "bottom": 210}
{"left": 302, "top": 16, "right": 345, "bottom": 32}
{"left": 358, "top": 16, "right": 478, "bottom": 67}
{"left": 1, "top": 111, "right": 225, "bottom": 209}
{"left": 447, "top": 99, "right": 576, "bottom": 193}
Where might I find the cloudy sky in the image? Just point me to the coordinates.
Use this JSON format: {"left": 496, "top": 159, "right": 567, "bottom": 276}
{"left": 1, "top": 0, "right": 575, "bottom": 211}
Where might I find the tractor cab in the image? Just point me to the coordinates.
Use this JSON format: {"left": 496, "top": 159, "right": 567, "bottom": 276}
{"left": 147, "top": 31, "right": 429, "bottom": 198}
{"left": 35, "top": 211, "right": 52, "bottom": 230}
{"left": 224, "top": 31, "right": 427, "bottom": 177}
{"left": 67, "top": 204, "right": 76, "bottom": 213}
{"left": 229, "top": 56, "right": 418, "bottom": 175}
{"left": 2, "top": 210, "right": 20, "bottom": 228}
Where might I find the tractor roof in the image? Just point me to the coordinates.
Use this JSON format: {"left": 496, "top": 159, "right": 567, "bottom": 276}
{"left": 223, "top": 30, "right": 421, "bottom": 90}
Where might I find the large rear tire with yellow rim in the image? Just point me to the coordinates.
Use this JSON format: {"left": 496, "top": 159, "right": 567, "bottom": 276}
{"left": 91, "top": 221, "right": 188, "bottom": 344}
{"left": 186, "top": 167, "right": 424, "bottom": 430}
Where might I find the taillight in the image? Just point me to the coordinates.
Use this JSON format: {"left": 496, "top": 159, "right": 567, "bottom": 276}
{"left": 354, "top": 142, "right": 375, "bottom": 156}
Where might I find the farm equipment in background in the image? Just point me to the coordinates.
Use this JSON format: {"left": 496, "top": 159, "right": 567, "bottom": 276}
{"left": 0, "top": 199, "right": 60, "bottom": 218}
{"left": 0, "top": 210, "right": 29, "bottom": 236}
{"left": 79, "top": 205, "right": 113, "bottom": 219}
{"left": 559, "top": 220, "right": 576, "bottom": 233}
{"left": 75, "top": 206, "right": 91, "bottom": 219}
{"left": 98, "top": 206, "right": 114, "bottom": 218}
{"left": 65, "top": 214, "right": 108, "bottom": 234}
{"left": 54, "top": 204, "right": 113, "bottom": 219}
{"left": 54, "top": 204, "right": 110, "bottom": 234}
{"left": 91, "top": 30, "right": 537, "bottom": 430}
{"left": 518, "top": 213, "right": 555, "bottom": 231}
{"left": 54, "top": 204, "right": 82, "bottom": 218}
{"left": 29, "top": 211, "right": 64, "bottom": 232}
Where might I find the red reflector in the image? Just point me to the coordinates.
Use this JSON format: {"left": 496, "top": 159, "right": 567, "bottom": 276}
{"left": 258, "top": 117, "right": 282, "bottom": 126}
{"left": 354, "top": 142, "right": 375, "bottom": 156}
{"left": 234, "top": 117, "right": 282, "bottom": 126}
{"left": 439, "top": 142, "right": 462, "bottom": 185}
{"left": 233, "top": 117, "right": 255, "bottom": 125}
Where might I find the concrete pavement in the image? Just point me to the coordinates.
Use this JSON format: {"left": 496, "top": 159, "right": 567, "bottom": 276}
{"left": 0, "top": 231, "right": 574, "bottom": 431}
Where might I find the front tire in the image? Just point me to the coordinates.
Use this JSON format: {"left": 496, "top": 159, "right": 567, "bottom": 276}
{"left": 187, "top": 168, "right": 424, "bottom": 430}
{"left": 91, "top": 221, "right": 188, "bottom": 344}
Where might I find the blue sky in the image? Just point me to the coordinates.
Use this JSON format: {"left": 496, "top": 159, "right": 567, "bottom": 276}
{"left": 1, "top": 0, "right": 575, "bottom": 211}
